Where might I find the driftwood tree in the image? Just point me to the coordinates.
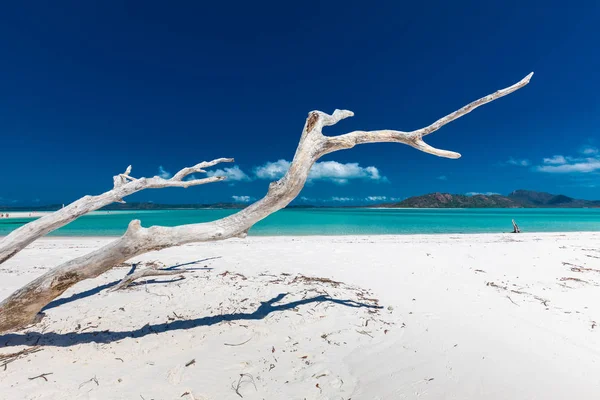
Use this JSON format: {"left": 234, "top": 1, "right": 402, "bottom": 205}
{"left": 0, "top": 158, "right": 233, "bottom": 264}
{"left": 0, "top": 73, "right": 533, "bottom": 333}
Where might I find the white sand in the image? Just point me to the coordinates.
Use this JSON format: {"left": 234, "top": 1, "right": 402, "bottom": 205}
{"left": 1, "top": 233, "right": 600, "bottom": 399}
{"left": 0, "top": 212, "right": 52, "bottom": 219}
{"left": 0, "top": 211, "right": 135, "bottom": 219}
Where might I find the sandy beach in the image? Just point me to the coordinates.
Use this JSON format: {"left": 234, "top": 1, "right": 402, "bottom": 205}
{"left": 1, "top": 232, "right": 599, "bottom": 399}
{"left": 0, "top": 212, "right": 52, "bottom": 219}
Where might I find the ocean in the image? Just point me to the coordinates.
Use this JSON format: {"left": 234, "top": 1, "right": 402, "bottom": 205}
{"left": 1, "top": 208, "right": 600, "bottom": 236}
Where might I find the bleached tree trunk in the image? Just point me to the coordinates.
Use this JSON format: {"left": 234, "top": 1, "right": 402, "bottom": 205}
{"left": 0, "top": 159, "right": 233, "bottom": 264}
{"left": 0, "top": 73, "right": 533, "bottom": 333}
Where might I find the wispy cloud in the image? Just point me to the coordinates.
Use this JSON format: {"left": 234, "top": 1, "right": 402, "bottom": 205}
{"left": 254, "top": 159, "right": 387, "bottom": 185}
{"left": 437, "top": 175, "right": 448, "bottom": 181}
{"left": 331, "top": 196, "right": 355, "bottom": 202}
{"left": 534, "top": 146, "right": 600, "bottom": 174}
{"left": 505, "top": 157, "right": 531, "bottom": 167}
{"left": 535, "top": 159, "right": 600, "bottom": 173}
{"left": 299, "top": 196, "right": 316, "bottom": 203}
{"left": 365, "top": 196, "right": 388, "bottom": 202}
{"left": 157, "top": 166, "right": 172, "bottom": 179}
{"left": 232, "top": 195, "right": 254, "bottom": 203}
{"left": 364, "top": 195, "right": 401, "bottom": 202}
{"left": 580, "top": 145, "right": 598, "bottom": 155}
{"left": 327, "top": 195, "right": 400, "bottom": 203}
{"left": 206, "top": 166, "right": 251, "bottom": 182}
{"left": 542, "top": 155, "right": 567, "bottom": 165}
{"left": 465, "top": 192, "right": 500, "bottom": 196}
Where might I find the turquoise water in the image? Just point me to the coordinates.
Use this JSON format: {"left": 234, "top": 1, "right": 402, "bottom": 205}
{"left": 1, "top": 208, "right": 600, "bottom": 236}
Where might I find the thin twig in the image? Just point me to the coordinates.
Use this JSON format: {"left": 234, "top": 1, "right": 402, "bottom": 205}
{"left": 144, "top": 285, "right": 170, "bottom": 299}
{"left": 224, "top": 337, "right": 253, "bottom": 347}
{"left": 563, "top": 262, "right": 600, "bottom": 273}
{"left": 80, "top": 324, "right": 99, "bottom": 332}
{"left": 560, "top": 277, "right": 588, "bottom": 283}
{"left": 0, "top": 347, "right": 42, "bottom": 371}
{"left": 506, "top": 296, "right": 519, "bottom": 306}
{"left": 486, "top": 281, "right": 549, "bottom": 307}
{"left": 29, "top": 373, "right": 53, "bottom": 382}
{"left": 185, "top": 359, "right": 196, "bottom": 367}
{"left": 79, "top": 375, "right": 99, "bottom": 389}
{"left": 231, "top": 373, "right": 257, "bottom": 398}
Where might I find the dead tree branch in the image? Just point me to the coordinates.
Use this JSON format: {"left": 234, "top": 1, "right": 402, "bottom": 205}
{"left": 0, "top": 158, "right": 233, "bottom": 265}
{"left": 111, "top": 267, "right": 189, "bottom": 291}
{"left": 0, "top": 73, "right": 533, "bottom": 333}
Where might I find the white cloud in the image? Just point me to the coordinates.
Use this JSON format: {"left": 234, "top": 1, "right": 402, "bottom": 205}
{"left": 506, "top": 157, "right": 531, "bottom": 167}
{"left": 232, "top": 195, "right": 254, "bottom": 203}
{"left": 534, "top": 146, "right": 600, "bottom": 174}
{"left": 206, "top": 166, "right": 251, "bottom": 182}
{"left": 365, "top": 196, "right": 387, "bottom": 202}
{"left": 157, "top": 166, "right": 172, "bottom": 179}
{"left": 254, "top": 159, "right": 386, "bottom": 184}
{"left": 581, "top": 145, "right": 598, "bottom": 155}
{"left": 254, "top": 160, "right": 290, "bottom": 180}
{"left": 296, "top": 195, "right": 401, "bottom": 204}
{"left": 466, "top": 192, "right": 500, "bottom": 196}
{"left": 331, "top": 197, "right": 355, "bottom": 202}
{"left": 535, "top": 159, "right": 600, "bottom": 173}
{"left": 542, "top": 155, "right": 567, "bottom": 165}
{"left": 437, "top": 175, "right": 448, "bottom": 181}
{"left": 310, "top": 162, "right": 384, "bottom": 184}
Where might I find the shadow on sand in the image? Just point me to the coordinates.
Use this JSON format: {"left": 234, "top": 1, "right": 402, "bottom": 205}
{"left": 42, "top": 258, "right": 217, "bottom": 312}
{"left": 1, "top": 293, "right": 381, "bottom": 348}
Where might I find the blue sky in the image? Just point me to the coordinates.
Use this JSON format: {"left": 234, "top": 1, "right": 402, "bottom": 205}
{"left": 1, "top": 1, "right": 599, "bottom": 206}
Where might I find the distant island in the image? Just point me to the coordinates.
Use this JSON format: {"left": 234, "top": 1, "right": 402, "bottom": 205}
{"left": 375, "top": 190, "right": 600, "bottom": 208}
{"left": 1, "top": 190, "right": 599, "bottom": 211}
